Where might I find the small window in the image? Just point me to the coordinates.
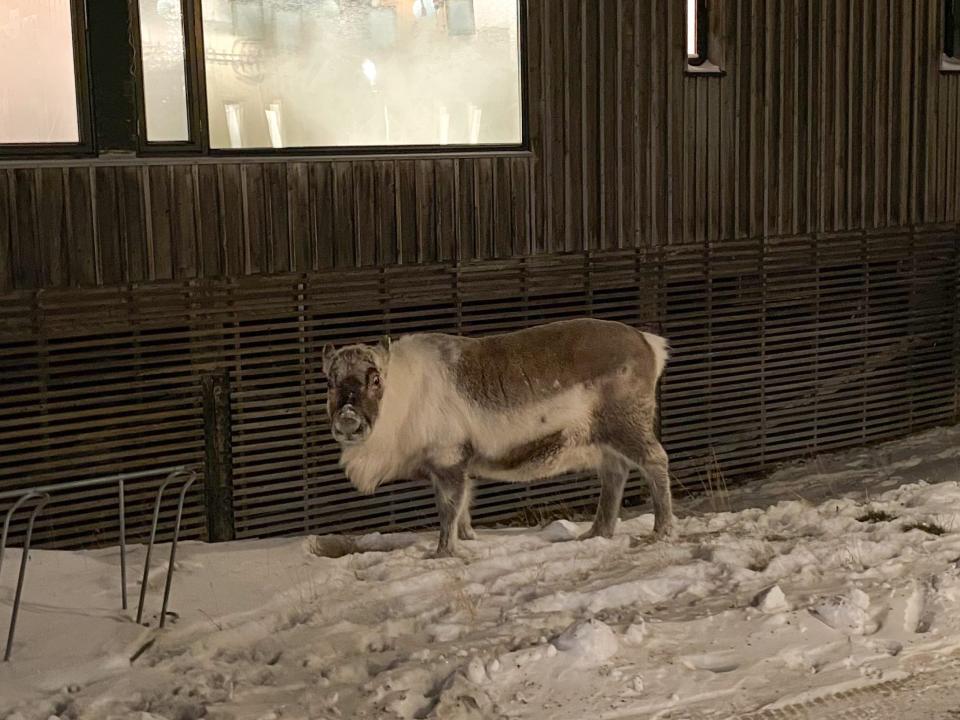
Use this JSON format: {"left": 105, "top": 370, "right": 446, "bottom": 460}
{"left": 197, "top": 0, "right": 523, "bottom": 150}
{"left": 136, "top": 0, "right": 192, "bottom": 143}
{"left": 686, "top": 0, "right": 707, "bottom": 67}
{"left": 0, "top": 0, "right": 86, "bottom": 146}
{"left": 946, "top": 0, "right": 960, "bottom": 66}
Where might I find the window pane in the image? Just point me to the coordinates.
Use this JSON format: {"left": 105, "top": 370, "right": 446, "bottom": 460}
{"left": 948, "top": 0, "right": 960, "bottom": 58}
{"left": 201, "top": 0, "right": 523, "bottom": 149}
{"left": 686, "top": 0, "right": 698, "bottom": 58}
{"left": 0, "top": 0, "right": 79, "bottom": 144}
{"left": 138, "top": 0, "right": 191, "bottom": 142}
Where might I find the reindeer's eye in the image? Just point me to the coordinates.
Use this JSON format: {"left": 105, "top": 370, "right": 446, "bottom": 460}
{"left": 369, "top": 371, "right": 382, "bottom": 388}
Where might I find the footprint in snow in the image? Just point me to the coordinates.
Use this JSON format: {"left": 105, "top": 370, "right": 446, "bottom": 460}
{"left": 680, "top": 651, "right": 741, "bottom": 673}
{"left": 904, "top": 576, "right": 941, "bottom": 634}
{"left": 809, "top": 588, "right": 878, "bottom": 635}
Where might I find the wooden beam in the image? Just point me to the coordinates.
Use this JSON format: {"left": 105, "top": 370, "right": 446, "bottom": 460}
{"left": 202, "top": 370, "right": 235, "bottom": 542}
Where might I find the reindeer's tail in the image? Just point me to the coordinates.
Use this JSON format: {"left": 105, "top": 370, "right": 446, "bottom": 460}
{"left": 640, "top": 331, "right": 670, "bottom": 380}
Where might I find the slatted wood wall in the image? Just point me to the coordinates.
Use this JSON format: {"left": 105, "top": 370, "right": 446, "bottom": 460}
{"left": 1, "top": 0, "right": 960, "bottom": 546}
{"left": 1, "top": 0, "right": 959, "bottom": 290}
{"left": 1, "top": 234, "right": 956, "bottom": 546}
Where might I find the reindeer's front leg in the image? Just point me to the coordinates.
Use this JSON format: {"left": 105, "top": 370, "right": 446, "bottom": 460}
{"left": 430, "top": 467, "right": 471, "bottom": 557}
{"left": 457, "top": 475, "right": 477, "bottom": 540}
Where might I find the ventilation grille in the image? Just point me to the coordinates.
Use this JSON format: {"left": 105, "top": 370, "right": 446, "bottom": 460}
{"left": 0, "top": 235, "right": 956, "bottom": 546}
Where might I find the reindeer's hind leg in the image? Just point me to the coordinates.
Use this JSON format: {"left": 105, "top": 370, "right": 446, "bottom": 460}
{"left": 595, "top": 414, "right": 674, "bottom": 538}
{"left": 430, "top": 468, "right": 471, "bottom": 557}
{"left": 636, "top": 438, "right": 673, "bottom": 538}
{"left": 581, "top": 453, "right": 631, "bottom": 540}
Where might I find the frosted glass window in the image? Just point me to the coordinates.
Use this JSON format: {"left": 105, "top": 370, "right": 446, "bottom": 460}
{"left": 0, "top": 0, "right": 80, "bottom": 144}
{"left": 138, "top": 0, "right": 191, "bottom": 142}
{"left": 200, "top": 0, "right": 523, "bottom": 149}
{"left": 686, "top": 0, "right": 698, "bottom": 58}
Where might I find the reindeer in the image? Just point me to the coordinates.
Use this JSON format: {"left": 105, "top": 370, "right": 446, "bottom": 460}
{"left": 321, "top": 318, "right": 672, "bottom": 557}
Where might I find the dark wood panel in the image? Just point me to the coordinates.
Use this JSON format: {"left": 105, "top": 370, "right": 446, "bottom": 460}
{"left": 494, "top": 157, "right": 512, "bottom": 257}
{"left": 309, "top": 161, "right": 335, "bottom": 271}
{"left": 66, "top": 168, "right": 96, "bottom": 285}
{"left": 396, "top": 160, "right": 417, "bottom": 265}
{"left": 456, "top": 159, "right": 476, "bottom": 262}
{"left": 218, "top": 164, "right": 244, "bottom": 276}
{"left": 170, "top": 164, "right": 198, "bottom": 279}
{"left": 415, "top": 160, "right": 436, "bottom": 263}
{"left": 375, "top": 160, "right": 397, "bottom": 266}
{"left": 196, "top": 164, "right": 222, "bottom": 276}
{"left": 0, "top": 0, "right": 958, "bottom": 291}
{"left": 331, "top": 162, "right": 355, "bottom": 268}
{"left": 264, "top": 162, "right": 290, "bottom": 274}
{"left": 286, "top": 163, "right": 310, "bottom": 272}
{"left": 146, "top": 166, "right": 173, "bottom": 280}
{"left": 0, "top": 171, "right": 12, "bottom": 290}
{"left": 37, "top": 169, "right": 67, "bottom": 287}
{"left": 11, "top": 169, "right": 40, "bottom": 289}
{"left": 94, "top": 167, "right": 123, "bottom": 286}
{"left": 353, "top": 162, "right": 376, "bottom": 267}
{"left": 241, "top": 164, "right": 267, "bottom": 275}
{"left": 118, "top": 166, "right": 148, "bottom": 283}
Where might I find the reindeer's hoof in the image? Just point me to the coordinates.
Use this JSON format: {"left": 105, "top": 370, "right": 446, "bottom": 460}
{"left": 434, "top": 545, "right": 460, "bottom": 559}
{"left": 458, "top": 526, "right": 477, "bottom": 541}
{"left": 578, "top": 526, "right": 613, "bottom": 541}
{"left": 653, "top": 525, "right": 675, "bottom": 541}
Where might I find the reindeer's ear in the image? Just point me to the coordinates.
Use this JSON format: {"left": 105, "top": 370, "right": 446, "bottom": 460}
{"left": 379, "top": 335, "right": 391, "bottom": 353}
{"left": 321, "top": 344, "right": 336, "bottom": 375}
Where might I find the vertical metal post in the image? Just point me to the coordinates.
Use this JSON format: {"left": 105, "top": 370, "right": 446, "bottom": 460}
{"left": 118, "top": 479, "right": 127, "bottom": 611}
{"left": 4, "top": 493, "right": 50, "bottom": 662}
{"left": 159, "top": 473, "right": 197, "bottom": 629}
{"left": 202, "top": 370, "right": 235, "bottom": 542}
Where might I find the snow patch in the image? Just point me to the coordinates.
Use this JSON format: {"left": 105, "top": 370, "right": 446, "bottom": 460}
{"left": 4, "top": 425, "right": 960, "bottom": 720}
{"left": 810, "top": 588, "right": 877, "bottom": 635}
{"left": 553, "top": 619, "right": 618, "bottom": 667}
{"left": 752, "top": 584, "right": 790, "bottom": 614}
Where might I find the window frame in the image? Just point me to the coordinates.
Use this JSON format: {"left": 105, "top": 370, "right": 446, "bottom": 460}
{"left": 133, "top": 0, "right": 531, "bottom": 158}
{"left": 0, "top": 0, "right": 95, "bottom": 157}
{"left": 129, "top": 0, "right": 207, "bottom": 153}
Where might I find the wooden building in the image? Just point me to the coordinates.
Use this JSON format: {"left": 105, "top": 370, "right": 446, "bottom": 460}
{"left": 1, "top": 0, "right": 959, "bottom": 547}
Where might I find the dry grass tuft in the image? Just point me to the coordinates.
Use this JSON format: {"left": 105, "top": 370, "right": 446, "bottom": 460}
{"left": 902, "top": 521, "right": 948, "bottom": 536}
{"left": 857, "top": 509, "right": 898, "bottom": 523}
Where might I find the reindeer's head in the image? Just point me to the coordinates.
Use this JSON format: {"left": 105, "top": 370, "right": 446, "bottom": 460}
{"left": 321, "top": 337, "right": 391, "bottom": 445}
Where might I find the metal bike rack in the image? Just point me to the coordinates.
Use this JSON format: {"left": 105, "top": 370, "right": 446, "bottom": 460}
{"left": 0, "top": 465, "right": 199, "bottom": 661}
{"left": 136, "top": 470, "right": 198, "bottom": 629}
{"left": 0, "top": 492, "right": 50, "bottom": 661}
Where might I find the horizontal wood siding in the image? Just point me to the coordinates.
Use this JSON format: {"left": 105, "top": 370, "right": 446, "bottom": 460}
{"left": 0, "top": 234, "right": 956, "bottom": 546}
{"left": 1, "top": 0, "right": 959, "bottom": 290}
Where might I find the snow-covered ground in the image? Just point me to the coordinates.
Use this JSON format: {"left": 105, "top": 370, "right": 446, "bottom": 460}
{"left": 4, "top": 425, "right": 960, "bottom": 720}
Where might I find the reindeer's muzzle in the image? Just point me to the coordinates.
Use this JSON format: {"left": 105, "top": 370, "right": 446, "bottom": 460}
{"left": 331, "top": 404, "right": 369, "bottom": 445}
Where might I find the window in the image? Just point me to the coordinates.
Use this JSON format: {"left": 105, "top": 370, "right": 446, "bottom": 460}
{"left": 1, "top": 0, "right": 525, "bottom": 156}
{"left": 686, "top": 0, "right": 706, "bottom": 67}
{"left": 136, "top": 0, "right": 192, "bottom": 142}
{"left": 0, "top": 0, "right": 89, "bottom": 147}
{"left": 945, "top": 0, "right": 960, "bottom": 71}
{"left": 131, "top": 0, "right": 524, "bottom": 152}
{"left": 685, "top": 0, "right": 721, "bottom": 76}
{"left": 199, "top": 0, "right": 522, "bottom": 149}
